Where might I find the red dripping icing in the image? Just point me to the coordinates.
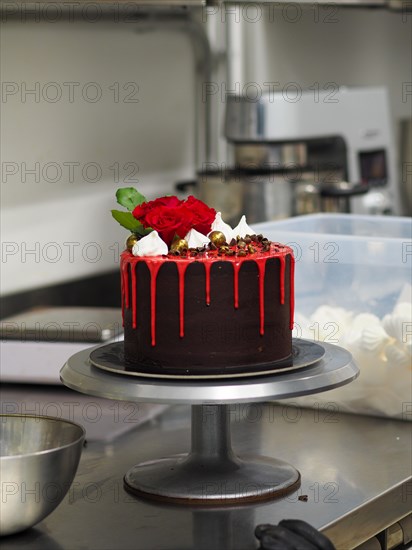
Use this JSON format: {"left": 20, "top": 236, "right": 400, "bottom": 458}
{"left": 233, "top": 262, "right": 241, "bottom": 309}
{"left": 289, "top": 254, "right": 295, "bottom": 330}
{"left": 279, "top": 255, "right": 285, "bottom": 305}
{"left": 176, "top": 262, "right": 190, "bottom": 338}
{"left": 147, "top": 262, "right": 162, "bottom": 347}
{"left": 204, "top": 261, "right": 212, "bottom": 305}
{"left": 120, "top": 259, "right": 130, "bottom": 327}
{"left": 123, "top": 260, "right": 130, "bottom": 310}
{"left": 131, "top": 262, "right": 137, "bottom": 329}
{"left": 120, "top": 260, "right": 124, "bottom": 327}
{"left": 257, "top": 259, "right": 266, "bottom": 336}
{"left": 120, "top": 242, "right": 295, "bottom": 344}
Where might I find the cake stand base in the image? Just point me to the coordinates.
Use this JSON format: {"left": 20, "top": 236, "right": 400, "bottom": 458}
{"left": 61, "top": 340, "right": 359, "bottom": 506}
{"left": 124, "top": 404, "right": 300, "bottom": 504}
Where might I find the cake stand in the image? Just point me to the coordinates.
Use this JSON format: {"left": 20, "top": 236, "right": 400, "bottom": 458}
{"left": 60, "top": 339, "right": 358, "bottom": 505}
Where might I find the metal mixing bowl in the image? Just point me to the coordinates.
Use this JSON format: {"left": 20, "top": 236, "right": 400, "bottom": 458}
{"left": 0, "top": 414, "right": 85, "bottom": 536}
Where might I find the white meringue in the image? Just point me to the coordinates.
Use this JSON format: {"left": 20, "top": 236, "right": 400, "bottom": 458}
{"left": 310, "top": 305, "right": 353, "bottom": 344}
{"left": 393, "top": 302, "right": 412, "bottom": 319}
{"left": 382, "top": 313, "right": 411, "bottom": 343}
{"left": 132, "top": 231, "right": 168, "bottom": 257}
{"left": 301, "top": 301, "right": 412, "bottom": 419}
{"left": 352, "top": 313, "right": 381, "bottom": 331}
{"left": 184, "top": 228, "right": 209, "bottom": 249}
{"left": 359, "top": 325, "right": 391, "bottom": 353}
{"left": 385, "top": 343, "right": 411, "bottom": 370}
{"left": 209, "top": 212, "right": 233, "bottom": 242}
{"left": 232, "top": 215, "right": 255, "bottom": 239}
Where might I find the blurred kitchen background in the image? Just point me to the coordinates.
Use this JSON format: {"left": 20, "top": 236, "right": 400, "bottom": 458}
{"left": 1, "top": 2, "right": 411, "bottom": 315}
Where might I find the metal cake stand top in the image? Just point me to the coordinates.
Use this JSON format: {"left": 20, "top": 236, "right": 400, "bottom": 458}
{"left": 60, "top": 340, "right": 359, "bottom": 405}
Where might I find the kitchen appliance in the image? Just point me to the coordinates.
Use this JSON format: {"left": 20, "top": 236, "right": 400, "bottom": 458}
{"left": 177, "top": 166, "right": 324, "bottom": 225}
{"left": 225, "top": 87, "right": 400, "bottom": 217}
{"left": 176, "top": 161, "right": 342, "bottom": 225}
{"left": 400, "top": 118, "right": 412, "bottom": 216}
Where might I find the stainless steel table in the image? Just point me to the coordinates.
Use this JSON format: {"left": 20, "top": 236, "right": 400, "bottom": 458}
{"left": 0, "top": 400, "right": 410, "bottom": 549}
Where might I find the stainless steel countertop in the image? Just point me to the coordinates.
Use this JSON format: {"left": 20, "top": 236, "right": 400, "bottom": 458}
{"left": 1, "top": 395, "right": 410, "bottom": 550}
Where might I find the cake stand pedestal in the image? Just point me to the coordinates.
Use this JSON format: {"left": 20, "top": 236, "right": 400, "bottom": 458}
{"left": 60, "top": 340, "right": 358, "bottom": 505}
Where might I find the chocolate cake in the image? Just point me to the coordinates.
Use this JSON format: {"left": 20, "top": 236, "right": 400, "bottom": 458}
{"left": 120, "top": 240, "right": 295, "bottom": 375}
{"left": 111, "top": 189, "right": 295, "bottom": 375}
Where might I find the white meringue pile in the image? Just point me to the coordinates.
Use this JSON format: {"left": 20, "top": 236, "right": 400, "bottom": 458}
{"left": 185, "top": 228, "right": 209, "bottom": 249}
{"left": 132, "top": 231, "right": 168, "bottom": 257}
{"left": 292, "top": 300, "right": 412, "bottom": 418}
{"left": 132, "top": 212, "right": 255, "bottom": 257}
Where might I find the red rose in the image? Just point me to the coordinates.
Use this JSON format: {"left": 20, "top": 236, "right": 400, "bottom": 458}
{"left": 137, "top": 204, "right": 193, "bottom": 245}
{"left": 132, "top": 195, "right": 182, "bottom": 220}
{"left": 184, "top": 196, "right": 216, "bottom": 235}
{"left": 132, "top": 194, "right": 215, "bottom": 247}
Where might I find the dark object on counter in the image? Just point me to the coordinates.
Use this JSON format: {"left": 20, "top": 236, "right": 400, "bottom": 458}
{"left": 0, "top": 307, "right": 122, "bottom": 343}
{"left": 400, "top": 118, "right": 412, "bottom": 216}
{"left": 320, "top": 181, "right": 370, "bottom": 213}
{"left": 255, "top": 520, "right": 336, "bottom": 550}
{"left": 0, "top": 270, "right": 121, "bottom": 320}
{"left": 175, "top": 163, "right": 345, "bottom": 225}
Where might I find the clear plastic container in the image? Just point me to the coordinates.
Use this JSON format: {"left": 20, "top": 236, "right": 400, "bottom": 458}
{"left": 253, "top": 214, "right": 412, "bottom": 420}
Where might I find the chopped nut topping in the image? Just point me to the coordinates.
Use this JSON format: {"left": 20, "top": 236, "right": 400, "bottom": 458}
{"left": 165, "top": 230, "right": 275, "bottom": 259}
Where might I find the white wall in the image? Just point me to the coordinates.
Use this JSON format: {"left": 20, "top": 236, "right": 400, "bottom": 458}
{"left": 241, "top": 6, "right": 411, "bottom": 131}
{"left": 204, "top": 4, "right": 410, "bottom": 215}
{"left": 204, "top": 5, "right": 411, "bottom": 211}
{"left": 1, "top": 7, "right": 410, "bottom": 296}
{"left": 0, "top": 16, "right": 197, "bottom": 295}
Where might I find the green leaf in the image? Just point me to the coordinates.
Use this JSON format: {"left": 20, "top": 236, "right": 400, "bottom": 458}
{"left": 111, "top": 210, "right": 150, "bottom": 234}
{"left": 116, "top": 188, "right": 146, "bottom": 211}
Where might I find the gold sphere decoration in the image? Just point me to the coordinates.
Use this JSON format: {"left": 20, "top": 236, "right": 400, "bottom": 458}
{"left": 209, "top": 231, "right": 226, "bottom": 248}
{"left": 170, "top": 237, "right": 188, "bottom": 254}
{"left": 126, "top": 234, "right": 139, "bottom": 251}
